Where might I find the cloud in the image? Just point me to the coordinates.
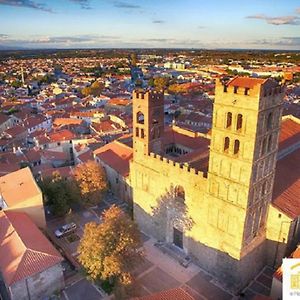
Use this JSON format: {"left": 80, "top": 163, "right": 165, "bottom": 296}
{"left": 198, "top": 26, "right": 206, "bottom": 29}
{"left": 246, "top": 14, "right": 300, "bottom": 25}
{"left": 296, "top": 8, "right": 300, "bottom": 14}
{"left": 0, "top": 34, "right": 9, "bottom": 39}
{"left": 152, "top": 20, "right": 165, "bottom": 24}
{"left": 69, "top": 0, "right": 91, "bottom": 9}
{"left": 112, "top": 1, "right": 140, "bottom": 9}
{"left": 0, "top": 34, "right": 122, "bottom": 48}
{"left": 0, "top": 0, "right": 53, "bottom": 12}
{"left": 254, "top": 37, "right": 300, "bottom": 47}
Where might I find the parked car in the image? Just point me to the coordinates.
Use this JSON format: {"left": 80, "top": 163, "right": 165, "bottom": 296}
{"left": 54, "top": 222, "right": 77, "bottom": 238}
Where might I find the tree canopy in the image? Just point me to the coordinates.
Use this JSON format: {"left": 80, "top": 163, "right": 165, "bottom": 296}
{"left": 73, "top": 160, "right": 108, "bottom": 205}
{"left": 39, "top": 172, "right": 80, "bottom": 216}
{"left": 78, "top": 205, "right": 143, "bottom": 287}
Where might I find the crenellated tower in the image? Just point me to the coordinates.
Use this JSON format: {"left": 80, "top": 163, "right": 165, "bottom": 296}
{"left": 132, "top": 90, "right": 164, "bottom": 160}
{"left": 207, "top": 77, "right": 284, "bottom": 261}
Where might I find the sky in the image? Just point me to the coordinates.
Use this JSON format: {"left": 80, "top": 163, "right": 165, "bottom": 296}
{"left": 0, "top": 0, "right": 299, "bottom": 50}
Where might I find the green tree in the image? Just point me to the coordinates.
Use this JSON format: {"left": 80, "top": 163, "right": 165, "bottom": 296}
{"left": 39, "top": 172, "right": 79, "bottom": 216}
{"left": 148, "top": 77, "right": 154, "bottom": 87}
{"left": 78, "top": 205, "right": 143, "bottom": 291}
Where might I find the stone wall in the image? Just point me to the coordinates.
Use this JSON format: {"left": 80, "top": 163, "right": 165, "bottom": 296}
{"left": 10, "top": 263, "right": 64, "bottom": 300}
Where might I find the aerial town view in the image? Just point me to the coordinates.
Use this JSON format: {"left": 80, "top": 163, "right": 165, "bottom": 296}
{"left": 0, "top": 1, "right": 299, "bottom": 300}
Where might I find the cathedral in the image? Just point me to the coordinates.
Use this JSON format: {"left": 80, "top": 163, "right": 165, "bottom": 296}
{"left": 129, "top": 77, "right": 300, "bottom": 291}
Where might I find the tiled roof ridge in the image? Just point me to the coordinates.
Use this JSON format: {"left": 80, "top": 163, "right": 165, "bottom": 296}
{"left": 10, "top": 248, "right": 61, "bottom": 284}
{"left": 282, "top": 114, "right": 300, "bottom": 124}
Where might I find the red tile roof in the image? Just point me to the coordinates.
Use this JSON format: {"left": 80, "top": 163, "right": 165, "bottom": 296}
{"left": 226, "top": 77, "right": 268, "bottom": 89}
{"left": 272, "top": 148, "right": 300, "bottom": 219}
{"left": 94, "top": 141, "right": 133, "bottom": 177}
{"left": 48, "top": 129, "right": 76, "bottom": 142}
{"left": 0, "top": 211, "right": 63, "bottom": 286}
{"left": 132, "top": 288, "right": 194, "bottom": 300}
{"left": 278, "top": 116, "right": 300, "bottom": 152}
{"left": 0, "top": 167, "right": 41, "bottom": 207}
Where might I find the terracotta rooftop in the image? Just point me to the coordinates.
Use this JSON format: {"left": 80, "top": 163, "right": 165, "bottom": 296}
{"left": 48, "top": 129, "right": 76, "bottom": 142}
{"left": 278, "top": 116, "right": 300, "bottom": 152}
{"left": 226, "top": 77, "right": 267, "bottom": 89}
{"left": 94, "top": 141, "right": 133, "bottom": 177}
{"left": 272, "top": 148, "right": 300, "bottom": 219}
{"left": 0, "top": 167, "right": 41, "bottom": 207}
{"left": 0, "top": 211, "right": 63, "bottom": 286}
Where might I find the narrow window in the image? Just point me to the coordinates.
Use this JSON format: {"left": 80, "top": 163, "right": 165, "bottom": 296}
{"left": 234, "top": 86, "right": 238, "bottom": 94}
{"left": 141, "top": 128, "right": 145, "bottom": 138}
{"left": 236, "top": 114, "right": 243, "bottom": 131}
{"left": 135, "top": 127, "right": 139, "bottom": 137}
{"left": 267, "top": 135, "right": 272, "bottom": 152}
{"left": 244, "top": 88, "right": 249, "bottom": 95}
{"left": 223, "top": 85, "right": 227, "bottom": 92}
{"left": 234, "top": 140, "right": 240, "bottom": 155}
{"left": 262, "top": 138, "right": 267, "bottom": 155}
{"left": 261, "top": 181, "right": 266, "bottom": 196}
{"left": 267, "top": 112, "right": 272, "bottom": 130}
{"left": 224, "top": 137, "right": 230, "bottom": 153}
{"left": 226, "top": 112, "right": 232, "bottom": 128}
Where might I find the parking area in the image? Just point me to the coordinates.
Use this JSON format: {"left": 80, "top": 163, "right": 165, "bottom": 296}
{"left": 46, "top": 193, "right": 130, "bottom": 259}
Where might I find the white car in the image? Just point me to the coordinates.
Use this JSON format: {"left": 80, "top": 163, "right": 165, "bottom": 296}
{"left": 54, "top": 222, "right": 77, "bottom": 238}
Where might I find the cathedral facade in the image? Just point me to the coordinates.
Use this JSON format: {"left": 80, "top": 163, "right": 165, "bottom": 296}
{"left": 130, "top": 77, "right": 288, "bottom": 291}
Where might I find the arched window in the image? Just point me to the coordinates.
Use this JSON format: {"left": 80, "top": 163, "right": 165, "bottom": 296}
{"left": 226, "top": 112, "right": 232, "bottom": 128}
{"left": 236, "top": 114, "right": 243, "bottom": 131}
{"left": 137, "top": 111, "right": 144, "bottom": 124}
{"left": 224, "top": 137, "right": 230, "bottom": 153}
{"left": 175, "top": 185, "right": 185, "bottom": 201}
{"left": 234, "top": 139, "right": 240, "bottom": 155}
{"left": 267, "top": 113, "right": 272, "bottom": 130}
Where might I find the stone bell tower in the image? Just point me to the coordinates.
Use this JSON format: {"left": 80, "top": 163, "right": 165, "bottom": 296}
{"left": 132, "top": 90, "right": 164, "bottom": 160}
{"left": 206, "top": 77, "right": 284, "bottom": 287}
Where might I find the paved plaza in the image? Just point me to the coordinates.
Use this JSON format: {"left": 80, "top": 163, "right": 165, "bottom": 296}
{"left": 46, "top": 195, "right": 274, "bottom": 300}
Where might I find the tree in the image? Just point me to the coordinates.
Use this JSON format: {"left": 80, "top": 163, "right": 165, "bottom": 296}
{"left": 154, "top": 76, "right": 169, "bottom": 91}
{"left": 73, "top": 160, "right": 108, "bottom": 205}
{"left": 81, "top": 86, "right": 92, "bottom": 97}
{"left": 91, "top": 81, "right": 104, "bottom": 96}
{"left": 39, "top": 172, "right": 80, "bottom": 216}
{"left": 78, "top": 205, "right": 143, "bottom": 288}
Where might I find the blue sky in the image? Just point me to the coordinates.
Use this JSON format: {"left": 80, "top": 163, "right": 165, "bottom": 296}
{"left": 0, "top": 0, "right": 299, "bottom": 49}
